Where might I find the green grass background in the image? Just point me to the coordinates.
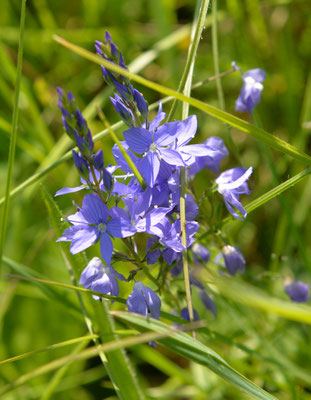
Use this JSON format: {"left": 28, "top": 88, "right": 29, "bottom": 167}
{"left": 1, "top": 0, "right": 311, "bottom": 399}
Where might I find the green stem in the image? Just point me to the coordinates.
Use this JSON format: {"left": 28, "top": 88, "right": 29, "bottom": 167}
{"left": 166, "top": 0, "right": 211, "bottom": 122}
{"left": 211, "top": 0, "right": 240, "bottom": 163}
{"left": 177, "top": 0, "right": 210, "bottom": 337}
{"left": 0, "top": 0, "right": 27, "bottom": 272}
{"left": 122, "top": 239, "right": 160, "bottom": 289}
{"left": 192, "top": 68, "right": 235, "bottom": 89}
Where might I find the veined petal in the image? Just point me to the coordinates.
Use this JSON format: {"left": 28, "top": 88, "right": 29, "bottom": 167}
{"left": 223, "top": 190, "right": 247, "bottom": 219}
{"left": 149, "top": 102, "right": 166, "bottom": 132}
{"left": 123, "top": 127, "right": 152, "bottom": 154}
{"left": 175, "top": 115, "right": 198, "bottom": 147}
{"left": 55, "top": 186, "right": 86, "bottom": 196}
{"left": 79, "top": 257, "right": 102, "bottom": 286}
{"left": 69, "top": 227, "right": 99, "bottom": 254}
{"left": 139, "top": 151, "right": 160, "bottom": 187}
{"left": 159, "top": 148, "right": 185, "bottom": 166}
{"left": 216, "top": 167, "right": 253, "bottom": 191}
{"left": 100, "top": 232, "right": 113, "bottom": 264}
{"left": 142, "top": 286, "right": 161, "bottom": 319}
{"left": 180, "top": 143, "right": 220, "bottom": 157}
{"left": 127, "top": 287, "right": 148, "bottom": 316}
{"left": 78, "top": 194, "right": 108, "bottom": 225}
{"left": 107, "top": 217, "right": 136, "bottom": 238}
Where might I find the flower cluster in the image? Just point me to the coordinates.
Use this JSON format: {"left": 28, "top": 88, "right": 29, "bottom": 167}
{"left": 55, "top": 32, "right": 274, "bottom": 323}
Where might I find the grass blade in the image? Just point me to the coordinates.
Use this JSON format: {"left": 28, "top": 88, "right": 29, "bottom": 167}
{"left": 114, "top": 312, "right": 277, "bottom": 400}
{"left": 0, "top": 320, "right": 199, "bottom": 397}
{"left": 0, "top": 0, "right": 27, "bottom": 272}
{"left": 0, "top": 334, "right": 97, "bottom": 366}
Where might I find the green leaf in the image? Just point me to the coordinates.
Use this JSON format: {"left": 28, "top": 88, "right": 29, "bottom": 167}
{"left": 114, "top": 312, "right": 277, "bottom": 400}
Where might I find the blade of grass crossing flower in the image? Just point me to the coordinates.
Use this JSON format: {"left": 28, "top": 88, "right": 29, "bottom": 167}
{"left": 0, "top": 96, "right": 176, "bottom": 209}
{"left": 6, "top": 274, "right": 127, "bottom": 305}
{"left": 0, "top": 0, "right": 27, "bottom": 273}
{"left": 11, "top": 271, "right": 311, "bottom": 326}
{"left": 53, "top": 35, "right": 311, "bottom": 166}
{"left": 96, "top": 107, "right": 146, "bottom": 190}
{"left": 114, "top": 312, "right": 277, "bottom": 400}
{"left": 40, "top": 185, "right": 145, "bottom": 400}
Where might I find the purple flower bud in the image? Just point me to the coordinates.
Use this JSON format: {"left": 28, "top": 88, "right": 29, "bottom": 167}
{"left": 192, "top": 243, "right": 210, "bottom": 264}
{"left": 285, "top": 281, "right": 310, "bottom": 303}
{"left": 95, "top": 40, "right": 104, "bottom": 57}
{"left": 102, "top": 167, "right": 113, "bottom": 191}
{"left": 199, "top": 291, "right": 217, "bottom": 317}
{"left": 72, "top": 150, "right": 89, "bottom": 178}
{"left": 133, "top": 89, "right": 149, "bottom": 122}
{"left": 235, "top": 64, "right": 266, "bottom": 114}
{"left": 127, "top": 281, "right": 161, "bottom": 319}
{"left": 92, "top": 149, "right": 104, "bottom": 171}
{"left": 222, "top": 245, "right": 246, "bottom": 276}
{"left": 180, "top": 307, "right": 199, "bottom": 322}
{"left": 110, "top": 95, "right": 135, "bottom": 128}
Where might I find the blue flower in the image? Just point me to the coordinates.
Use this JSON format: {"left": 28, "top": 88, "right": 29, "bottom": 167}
{"left": 79, "top": 257, "right": 125, "bottom": 300}
{"left": 127, "top": 281, "right": 161, "bottom": 319}
{"left": 159, "top": 219, "right": 199, "bottom": 253}
{"left": 57, "top": 194, "right": 135, "bottom": 264}
{"left": 180, "top": 307, "right": 200, "bottom": 321}
{"left": 285, "top": 280, "right": 310, "bottom": 303}
{"left": 234, "top": 65, "right": 266, "bottom": 114}
{"left": 216, "top": 167, "right": 253, "bottom": 219}
{"left": 199, "top": 291, "right": 217, "bottom": 317}
{"left": 222, "top": 245, "right": 246, "bottom": 276}
{"left": 192, "top": 243, "right": 210, "bottom": 264}
{"left": 109, "top": 190, "right": 171, "bottom": 237}
{"left": 124, "top": 115, "right": 214, "bottom": 187}
{"left": 188, "top": 136, "right": 229, "bottom": 176}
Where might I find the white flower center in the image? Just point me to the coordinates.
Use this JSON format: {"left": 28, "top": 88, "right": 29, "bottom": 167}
{"left": 98, "top": 223, "right": 107, "bottom": 233}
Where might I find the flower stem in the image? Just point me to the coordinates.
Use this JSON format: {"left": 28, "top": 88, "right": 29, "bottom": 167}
{"left": 178, "top": 0, "right": 211, "bottom": 338}
{"left": 122, "top": 239, "right": 160, "bottom": 289}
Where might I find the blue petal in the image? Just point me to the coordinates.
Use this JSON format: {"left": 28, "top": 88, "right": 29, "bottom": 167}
{"left": 123, "top": 127, "right": 152, "bottom": 154}
{"left": 100, "top": 232, "right": 113, "bottom": 264}
{"left": 159, "top": 148, "right": 185, "bottom": 166}
{"left": 79, "top": 257, "right": 103, "bottom": 287}
{"left": 141, "top": 285, "right": 161, "bottom": 319}
{"left": 78, "top": 194, "right": 108, "bottom": 225}
{"left": 55, "top": 186, "right": 86, "bottom": 196}
{"left": 243, "top": 68, "right": 266, "bottom": 82}
{"left": 107, "top": 217, "right": 136, "bottom": 238}
{"left": 127, "top": 287, "right": 148, "bottom": 316}
{"left": 139, "top": 151, "right": 160, "bottom": 187}
{"left": 69, "top": 227, "right": 99, "bottom": 254}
